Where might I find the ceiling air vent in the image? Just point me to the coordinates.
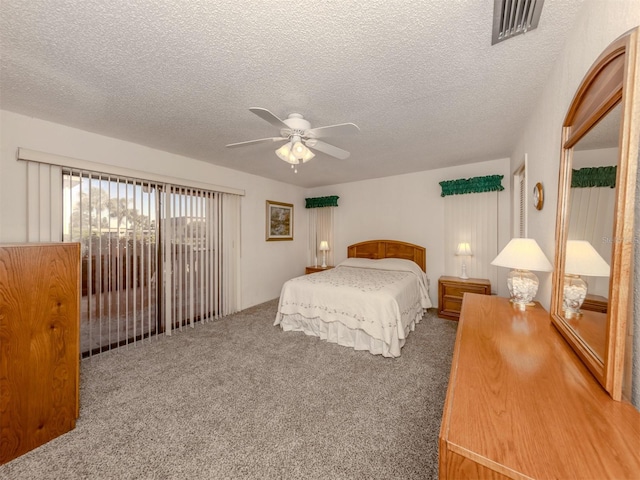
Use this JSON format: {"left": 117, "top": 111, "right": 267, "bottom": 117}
{"left": 492, "top": 0, "right": 545, "bottom": 45}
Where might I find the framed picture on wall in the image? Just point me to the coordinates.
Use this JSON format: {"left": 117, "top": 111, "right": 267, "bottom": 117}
{"left": 266, "top": 200, "right": 293, "bottom": 241}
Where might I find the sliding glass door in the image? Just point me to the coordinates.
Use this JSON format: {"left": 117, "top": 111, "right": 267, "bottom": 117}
{"left": 63, "top": 173, "right": 219, "bottom": 356}
{"left": 161, "top": 186, "right": 216, "bottom": 332}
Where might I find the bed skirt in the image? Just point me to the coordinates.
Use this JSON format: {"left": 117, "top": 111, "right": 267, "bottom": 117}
{"left": 276, "top": 309, "right": 424, "bottom": 358}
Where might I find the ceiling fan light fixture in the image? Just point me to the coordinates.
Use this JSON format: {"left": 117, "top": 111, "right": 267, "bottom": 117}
{"left": 275, "top": 142, "right": 298, "bottom": 164}
{"left": 295, "top": 142, "right": 315, "bottom": 163}
{"left": 293, "top": 140, "right": 305, "bottom": 155}
{"left": 276, "top": 136, "right": 315, "bottom": 164}
{"left": 228, "top": 108, "right": 358, "bottom": 164}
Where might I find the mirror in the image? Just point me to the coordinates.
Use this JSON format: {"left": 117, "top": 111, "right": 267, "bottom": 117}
{"left": 562, "top": 104, "right": 619, "bottom": 362}
{"left": 551, "top": 28, "right": 639, "bottom": 401}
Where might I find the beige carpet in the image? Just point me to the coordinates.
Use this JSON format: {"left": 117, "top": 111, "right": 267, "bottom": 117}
{"left": 0, "top": 299, "right": 458, "bottom": 480}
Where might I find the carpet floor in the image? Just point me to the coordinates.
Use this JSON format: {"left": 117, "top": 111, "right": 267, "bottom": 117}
{"left": 0, "top": 299, "right": 458, "bottom": 480}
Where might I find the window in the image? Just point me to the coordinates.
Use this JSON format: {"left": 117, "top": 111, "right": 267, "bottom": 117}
{"left": 308, "top": 207, "right": 335, "bottom": 267}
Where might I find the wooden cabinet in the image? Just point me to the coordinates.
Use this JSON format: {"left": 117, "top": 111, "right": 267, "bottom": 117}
{"left": 0, "top": 243, "right": 80, "bottom": 465}
{"left": 582, "top": 293, "right": 608, "bottom": 313}
{"left": 437, "top": 276, "right": 490, "bottom": 320}
{"left": 305, "top": 265, "right": 334, "bottom": 274}
{"left": 439, "top": 294, "right": 640, "bottom": 479}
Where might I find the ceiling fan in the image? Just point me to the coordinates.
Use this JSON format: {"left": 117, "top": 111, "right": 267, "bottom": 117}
{"left": 226, "top": 108, "right": 360, "bottom": 166}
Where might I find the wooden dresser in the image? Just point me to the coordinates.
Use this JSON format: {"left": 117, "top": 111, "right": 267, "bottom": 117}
{"left": 439, "top": 294, "right": 640, "bottom": 479}
{"left": 0, "top": 243, "right": 80, "bottom": 465}
{"left": 438, "top": 276, "right": 491, "bottom": 320}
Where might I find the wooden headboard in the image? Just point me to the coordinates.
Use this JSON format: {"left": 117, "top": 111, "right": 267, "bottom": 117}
{"left": 347, "top": 240, "right": 426, "bottom": 272}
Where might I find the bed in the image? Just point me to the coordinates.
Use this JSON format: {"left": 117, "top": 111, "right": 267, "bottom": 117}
{"left": 274, "top": 240, "right": 432, "bottom": 357}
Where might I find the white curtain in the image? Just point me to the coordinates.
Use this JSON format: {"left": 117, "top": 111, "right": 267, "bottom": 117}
{"left": 567, "top": 186, "right": 615, "bottom": 297}
{"left": 308, "top": 206, "right": 335, "bottom": 267}
{"left": 444, "top": 191, "right": 499, "bottom": 289}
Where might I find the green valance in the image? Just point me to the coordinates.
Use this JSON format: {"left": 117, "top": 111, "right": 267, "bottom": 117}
{"left": 571, "top": 166, "right": 617, "bottom": 188}
{"left": 305, "top": 195, "right": 339, "bottom": 208}
{"left": 439, "top": 175, "right": 504, "bottom": 197}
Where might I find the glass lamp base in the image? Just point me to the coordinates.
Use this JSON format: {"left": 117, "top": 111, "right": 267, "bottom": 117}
{"left": 459, "top": 262, "right": 469, "bottom": 280}
{"left": 507, "top": 269, "right": 539, "bottom": 310}
{"left": 563, "top": 274, "right": 587, "bottom": 318}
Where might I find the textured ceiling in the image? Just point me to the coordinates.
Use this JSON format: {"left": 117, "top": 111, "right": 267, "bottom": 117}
{"left": 0, "top": 1, "right": 584, "bottom": 188}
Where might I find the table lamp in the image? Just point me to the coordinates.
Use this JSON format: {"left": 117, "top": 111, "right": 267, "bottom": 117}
{"left": 455, "top": 242, "right": 473, "bottom": 279}
{"left": 491, "top": 238, "right": 553, "bottom": 310}
{"left": 319, "top": 241, "right": 330, "bottom": 268}
{"left": 563, "top": 240, "right": 610, "bottom": 318}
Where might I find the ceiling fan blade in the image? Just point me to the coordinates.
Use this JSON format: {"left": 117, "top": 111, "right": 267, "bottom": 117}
{"left": 226, "top": 137, "right": 287, "bottom": 148}
{"left": 306, "top": 139, "right": 351, "bottom": 159}
{"left": 249, "top": 107, "right": 290, "bottom": 129}
{"left": 306, "top": 122, "right": 360, "bottom": 139}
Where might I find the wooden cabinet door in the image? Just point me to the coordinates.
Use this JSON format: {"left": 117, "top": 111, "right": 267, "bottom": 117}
{"left": 0, "top": 243, "right": 80, "bottom": 465}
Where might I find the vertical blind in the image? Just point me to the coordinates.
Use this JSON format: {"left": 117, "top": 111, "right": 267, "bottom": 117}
{"left": 518, "top": 170, "right": 527, "bottom": 238}
{"left": 62, "top": 171, "right": 160, "bottom": 354}
{"left": 24, "top": 160, "right": 241, "bottom": 357}
{"left": 567, "top": 187, "right": 615, "bottom": 297}
{"left": 513, "top": 162, "right": 527, "bottom": 238}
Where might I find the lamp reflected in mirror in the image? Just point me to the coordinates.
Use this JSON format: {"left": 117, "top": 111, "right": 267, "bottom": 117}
{"left": 563, "top": 240, "right": 610, "bottom": 318}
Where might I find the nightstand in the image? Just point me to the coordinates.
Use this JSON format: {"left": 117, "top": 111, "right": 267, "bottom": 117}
{"left": 438, "top": 275, "right": 491, "bottom": 320}
{"left": 305, "top": 265, "right": 334, "bottom": 274}
{"left": 581, "top": 293, "right": 608, "bottom": 313}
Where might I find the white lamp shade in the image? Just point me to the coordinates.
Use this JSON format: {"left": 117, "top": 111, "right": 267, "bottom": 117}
{"left": 565, "top": 240, "right": 610, "bottom": 277}
{"left": 455, "top": 242, "right": 473, "bottom": 256}
{"left": 275, "top": 142, "right": 298, "bottom": 164}
{"left": 292, "top": 141, "right": 315, "bottom": 163}
{"left": 319, "top": 241, "right": 329, "bottom": 251}
{"left": 491, "top": 238, "right": 553, "bottom": 272}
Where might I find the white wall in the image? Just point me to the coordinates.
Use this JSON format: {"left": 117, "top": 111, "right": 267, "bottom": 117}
{"left": 511, "top": 0, "right": 640, "bottom": 309}
{"left": 0, "top": 110, "right": 308, "bottom": 309}
{"left": 307, "top": 157, "right": 512, "bottom": 303}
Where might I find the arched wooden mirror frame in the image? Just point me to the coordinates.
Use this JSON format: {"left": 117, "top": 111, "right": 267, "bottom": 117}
{"left": 551, "top": 27, "right": 640, "bottom": 401}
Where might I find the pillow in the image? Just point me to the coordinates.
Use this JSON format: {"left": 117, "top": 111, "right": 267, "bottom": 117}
{"left": 337, "top": 256, "right": 430, "bottom": 305}
{"left": 337, "top": 257, "right": 423, "bottom": 277}
{"left": 336, "top": 257, "right": 379, "bottom": 269}
{"left": 374, "top": 257, "right": 424, "bottom": 277}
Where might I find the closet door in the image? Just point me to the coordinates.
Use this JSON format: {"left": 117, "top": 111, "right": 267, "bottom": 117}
{"left": 0, "top": 243, "right": 80, "bottom": 465}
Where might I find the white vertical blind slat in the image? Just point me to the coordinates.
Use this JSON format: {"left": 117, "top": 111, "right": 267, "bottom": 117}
{"left": 37, "top": 163, "right": 50, "bottom": 240}
{"left": 164, "top": 186, "right": 173, "bottom": 335}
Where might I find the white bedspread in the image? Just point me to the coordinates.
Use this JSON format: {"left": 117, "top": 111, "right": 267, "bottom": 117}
{"left": 274, "top": 258, "right": 432, "bottom": 357}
